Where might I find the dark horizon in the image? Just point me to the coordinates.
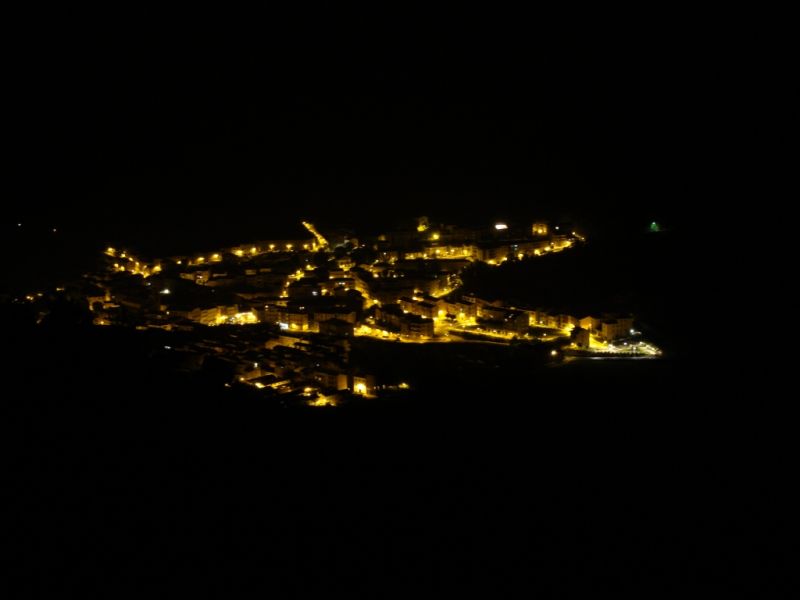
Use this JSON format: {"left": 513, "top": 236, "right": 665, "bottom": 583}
{"left": 9, "top": 26, "right": 695, "bottom": 252}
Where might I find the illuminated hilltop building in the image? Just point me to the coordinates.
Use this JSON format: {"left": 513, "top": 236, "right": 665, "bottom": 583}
{"left": 532, "top": 222, "right": 548, "bottom": 236}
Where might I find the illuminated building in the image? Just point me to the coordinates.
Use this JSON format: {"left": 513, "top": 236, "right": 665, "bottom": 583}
{"left": 576, "top": 315, "right": 634, "bottom": 341}
{"left": 600, "top": 317, "right": 634, "bottom": 341}
{"left": 398, "top": 296, "right": 437, "bottom": 320}
{"left": 571, "top": 326, "right": 591, "bottom": 349}
{"left": 532, "top": 222, "right": 549, "bottom": 236}
{"left": 313, "top": 370, "right": 349, "bottom": 391}
{"left": 438, "top": 298, "right": 478, "bottom": 321}
{"left": 337, "top": 257, "right": 355, "bottom": 271}
{"left": 476, "top": 308, "right": 528, "bottom": 335}
{"left": 375, "top": 304, "right": 405, "bottom": 330}
{"left": 278, "top": 308, "right": 311, "bottom": 331}
{"left": 314, "top": 308, "right": 357, "bottom": 325}
{"left": 262, "top": 304, "right": 282, "bottom": 325}
{"left": 352, "top": 374, "right": 376, "bottom": 396}
{"left": 286, "top": 281, "right": 323, "bottom": 300}
{"left": 400, "top": 314, "right": 434, "bottom": 339}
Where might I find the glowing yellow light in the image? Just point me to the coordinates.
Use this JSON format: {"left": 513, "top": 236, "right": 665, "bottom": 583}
{"left": 251, "top": 247, "right": 258, "bottom": 255}
{"left": 235, "top": 249, "right": 244, "bottom": 257}
{"left": 354, "top": 383, "right": 368, "bottom": 395}
{"left": 212, "top": 254, "right": 221, "bottom": 261}
{"left": 269, "top": 244, "right": 275, "bottom": 251}
{"left": 551, "top": 350, "right": 558, "bottom": 357}
{"left": 495, "top": 223, "right": 508, "bottom": 230}
{"left": 177, "top": 259, "right": 183, "bottom": 265}
{"left": 399, "top": 382, "right": 410, "bottom": 389}
{"left": 302, "top": 221, "right": 329, "bottom": 249}
{"left": 197, "top": 256, "right": 205, "bottom": 263}
{"left": 431, "top": 233, "right": 440, "bottom": 241}
{"left": 309, "top": 396, "right": 337, "bottom": 407}
{"left": 518, "top": 253, "right": 524, "bottom": 260}
{"left": 255, "top": 382, "right": 266, "bottom": 389}
{"left": 106, "top": 247, "right": 116, "bottom": 256}
{"left": 286, "top": 244, "right": 293, "bottom": 251}
{"left": 303, "top": 244, "right": 309, "bottom": 250}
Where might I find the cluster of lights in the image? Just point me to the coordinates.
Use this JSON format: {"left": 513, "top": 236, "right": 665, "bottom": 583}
{"left": 94, "top": 219, "right": 630, "bottom": 403}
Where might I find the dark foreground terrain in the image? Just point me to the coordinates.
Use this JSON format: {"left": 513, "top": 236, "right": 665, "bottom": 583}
{"left": 4, "top": 301, "right": 791, "bottom": 596}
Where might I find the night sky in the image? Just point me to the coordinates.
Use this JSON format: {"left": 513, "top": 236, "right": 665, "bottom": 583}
{"left": 8, "top": 18, "right": 699, "bottom": 254}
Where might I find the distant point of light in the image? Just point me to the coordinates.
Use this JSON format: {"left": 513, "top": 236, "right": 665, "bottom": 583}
{"left": 17, "top": 223, "right": 22, "bottom": 227}
{"left": 494, "top": 223, "right": 508, "bottom": 231}
{"left": 160, "top": 288, "right": 171, "bottom": 295}
{"left": 551, "top": 350, "right": 558, "bottom": 357}
{"left": 52, "top": 228, "right": 57, "bottom": 233}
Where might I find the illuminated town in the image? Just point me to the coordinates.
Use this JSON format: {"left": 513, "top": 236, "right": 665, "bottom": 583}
{"left": 24, "top": 217, "right": 661, "bottom": 407}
